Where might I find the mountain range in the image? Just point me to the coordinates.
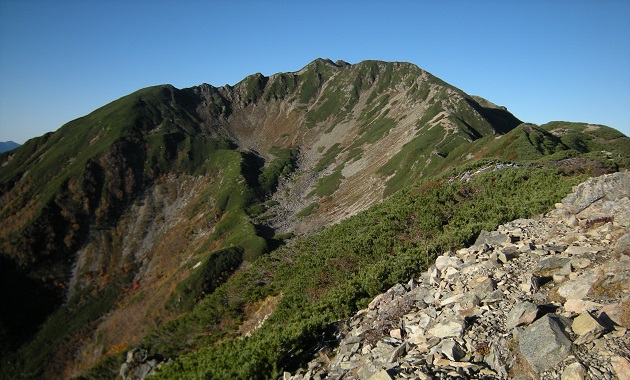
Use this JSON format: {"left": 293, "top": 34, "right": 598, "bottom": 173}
{"left": 0, "top": 141, "right": 20, "bottom": 153}
{"left": 0, "top": 59, "right": 628, "bottom": 379}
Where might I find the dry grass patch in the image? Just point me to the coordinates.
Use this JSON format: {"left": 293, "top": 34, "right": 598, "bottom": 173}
{"left": 238, "top": 294, "right": 283, "bottom": 337}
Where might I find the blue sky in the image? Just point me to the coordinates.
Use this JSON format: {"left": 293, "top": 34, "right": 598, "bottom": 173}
{"left": 1, "top": 1, "right": 629, "bottom": 144}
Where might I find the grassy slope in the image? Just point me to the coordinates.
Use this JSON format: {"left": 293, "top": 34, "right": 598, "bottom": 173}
{"left": 147, "top": 163, "right": 586, "bottom": 379}
{"left": 0, "top": 84, "right": 298, "bottom": 378}
{"left": 145, "top": 123, "right": 628, "bottom": 379}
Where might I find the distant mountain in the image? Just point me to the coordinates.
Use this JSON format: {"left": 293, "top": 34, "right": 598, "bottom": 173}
{"left": 0, "top": 59, "right": 628, "bottom": 379}
{"left": 0, "top": 141, "right": 19, "bottom": 153}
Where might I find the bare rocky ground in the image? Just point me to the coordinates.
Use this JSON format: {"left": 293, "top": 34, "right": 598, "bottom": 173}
{"left": 285, "top": 171, "right": 630, "bottom": 380}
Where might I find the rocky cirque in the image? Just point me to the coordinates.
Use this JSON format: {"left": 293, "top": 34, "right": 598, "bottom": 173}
{"left": 285, "top": 171, "right": 630, "bottom": 380}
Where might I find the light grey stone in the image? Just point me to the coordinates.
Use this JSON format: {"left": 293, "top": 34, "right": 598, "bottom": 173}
{"left": 388, "top": 341, "right": 408, "bottom": 363}
{"left": 436, "top": 339, "right": 466, "bottom": 361}
{"left": 506, "top": 301, "right": 538, "bottom": 329}
{"left": 565, "top": 245, "right": 605, "bottom": 255}
{"left": 428, "top": 320, "right": 464, "bottom": 338}
{"left": 481, "top": 289, "right": 504, "bottom": 303}
{"left": 474, "top": 230, "right": 512, "bottom": 247}
{"left": 567, "top": 215, "right": 579, "bottom": 227}
{"left": 561, "top": 171, "right": 630, "bottom": 214}
{"left": 435, "top": 255, "right": 463, "bottom": 271}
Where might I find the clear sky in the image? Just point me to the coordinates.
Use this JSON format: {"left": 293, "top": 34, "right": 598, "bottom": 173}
{"left": 1, "top": 0, "right": 629, "bottom": 144}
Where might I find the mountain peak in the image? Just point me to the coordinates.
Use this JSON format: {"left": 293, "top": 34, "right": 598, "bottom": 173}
{"left": 0, "top": 141, "right": 20, "bottom": 153}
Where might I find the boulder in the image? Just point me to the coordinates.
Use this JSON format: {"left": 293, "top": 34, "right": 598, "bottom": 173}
{"left": 120, "top": 348, "right": 159, "bottom": 380}
{"left": 560, "top": 171, "right": 630, "bottom": 214}
{"left": 519, "top": 315, "right": 573, "bottom": 373}
{"left": 563, "top": 299, "right": 602, "bottom": 314}
{"left": 598, "top": 297, "right": 630, "bottom": 328}
{"left": 536, "top": 256, "right": 571, "bottom": 275}
{"left": 473, "top": 276, "right": 496, "bottom": 299}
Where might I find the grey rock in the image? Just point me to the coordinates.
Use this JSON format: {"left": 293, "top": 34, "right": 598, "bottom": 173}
{"left": 120, "top": 348, "right": 160, "bottom": 380}
{"left": 519, "top": 315, "right": 573, "bottom": 373}
{"left": 388, "top": 341, "right": 408, "bottom": 363}
{"left": 435, "top": 255, "right": 463, "bottom": 271}
{"left": 565, "top": 245, "right": 605, "bottom": 255}
{"left": 473, "top": 276, "right": 496, "bottom": 299}
{"left": 498, "top": 249, "right": 519, "bottom": 263}
{"left": 542, "top": 244, "right": 568, "bottom": 253}
{"left": 436, "top": 339, "right": 466, "bottom": 361}
{"left": 357, "top": 362, "right": 381, "bottom": 380}
{"left": 506, "top": 301, "right": 538, "bottom": 329}
{"left": 536, "top": 256, "right": 571, "bottom": 274}
{"left": 484, "top": 344, "right": 508, "bottom": 378}
{"left": 474, "top": 230, "right": 512, "bottom": 247}
{"left": 570, "top": 257, "right": 592, "bottom": 269}
{"left": 481, "top": 289, "right": 504, "bottom": 303}
{"left": 615, "top": 233, "right": 630, "bottom": 254}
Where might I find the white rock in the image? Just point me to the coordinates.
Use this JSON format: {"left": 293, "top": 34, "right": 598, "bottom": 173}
{"left": 561, "top": 362, "right": 587, "bottom": 380}
{"left": 428, "top": 320, "right": 464, "bottom": 338}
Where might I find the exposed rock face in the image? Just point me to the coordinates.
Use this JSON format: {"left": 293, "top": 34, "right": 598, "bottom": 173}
{"left": 286, "top": 171, "right": 630, "bottom": 379}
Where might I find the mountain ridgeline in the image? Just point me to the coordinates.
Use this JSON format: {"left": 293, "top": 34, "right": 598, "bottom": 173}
{"left": 0, "top": 59, "right": 628, "bottom": 379}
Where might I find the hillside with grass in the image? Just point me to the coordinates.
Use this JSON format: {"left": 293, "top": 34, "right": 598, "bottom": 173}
{"left": 0, "top": 59, "right": 628, "bottom": 379}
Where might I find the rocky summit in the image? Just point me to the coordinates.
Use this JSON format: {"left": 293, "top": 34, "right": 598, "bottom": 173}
{"left": 286, "top": 171, "right": 630, "bottom": 380}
